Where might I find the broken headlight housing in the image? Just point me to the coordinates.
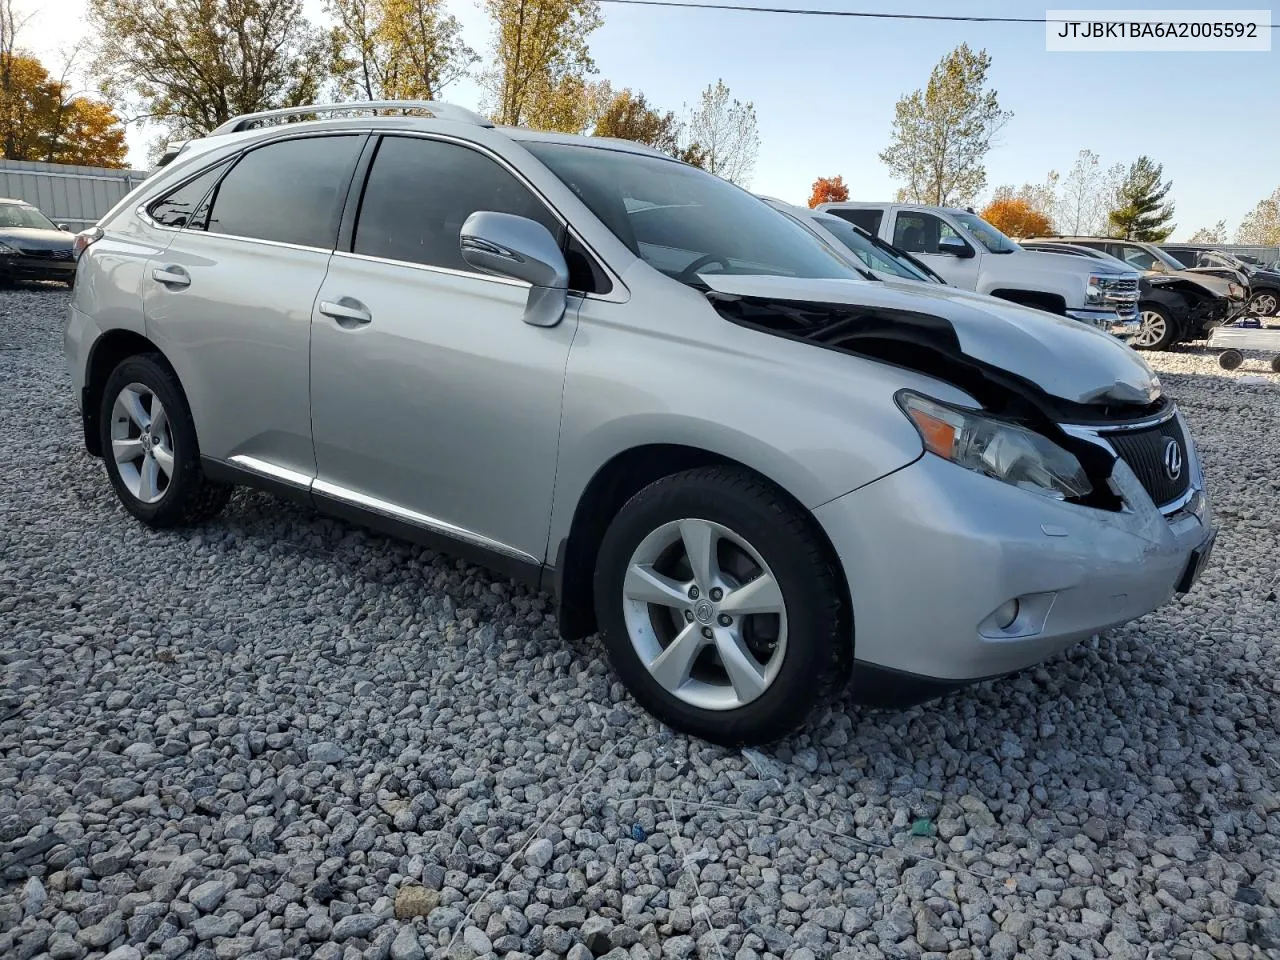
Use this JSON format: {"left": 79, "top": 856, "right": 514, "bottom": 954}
{"left": 897, "top": 391, "right": 1093, "bottom": 500}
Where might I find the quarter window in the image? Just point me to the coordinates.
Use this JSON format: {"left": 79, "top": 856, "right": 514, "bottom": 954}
{"left": 892, "top": 212, "right": 961, "bottom": 254}
{"left": 353, "top": 136, "right": 563, "bottom": 275}
{"left": 147, "top": 160, "right": 231, "bottom": 229}
{"left": 205, "top": 135, "right": 363, "bottom": 248}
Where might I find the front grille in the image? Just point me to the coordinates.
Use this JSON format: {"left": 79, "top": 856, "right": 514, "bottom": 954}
{"left": 19, "top": 248, "right": 73, "bottom": 261}
{"left": 1106, "top": 415, "right": 1191, "bottom": 507}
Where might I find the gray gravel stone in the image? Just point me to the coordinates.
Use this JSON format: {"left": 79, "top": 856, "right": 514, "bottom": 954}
{"left": 2, "top": 291, "right": 1279, "bottom": 960}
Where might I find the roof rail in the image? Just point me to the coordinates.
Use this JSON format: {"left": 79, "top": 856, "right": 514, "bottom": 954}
{"left": 207, "top": 100, "right": 494, "bottom": 136}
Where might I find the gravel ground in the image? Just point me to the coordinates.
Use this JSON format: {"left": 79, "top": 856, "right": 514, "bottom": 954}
{"left": 2, "top": 282, "right": 1279, "bottom": 960}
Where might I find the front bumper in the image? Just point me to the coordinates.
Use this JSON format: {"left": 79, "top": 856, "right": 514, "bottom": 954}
{"left": 1066, "top": 306, "right": 1139, "bottom": 338}
{"left": 815, "top": 431, "right": 1214, "bottom": 685}
{"left": 0, "top": 253, "right": 75, "bottom": 282}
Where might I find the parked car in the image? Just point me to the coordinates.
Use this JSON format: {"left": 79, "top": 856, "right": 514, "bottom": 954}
{"left": 1189, "top": 250, "right": 1280, "bottom": 317}
{"left": 1020, "top": 240, "right": 1239, "bottom": 350}
{"left": 66, "top": 100, "right": 1217, "bottom": 745}
{"left": 814, "top": 202, "right": 1140, "bottom": 332}
{"left": 0, "top": 198, "right": 76, "bottom": 286}
{"left": 758, "top": 197, "right": 946, "bottom": 284}
{"left": 1030, "top": 236, "right": 1251, "bottom": 332}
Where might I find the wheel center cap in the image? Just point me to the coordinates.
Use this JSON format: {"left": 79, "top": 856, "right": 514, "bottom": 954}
{"left": 141, "top": 434, "right": 152, "bottom": 450}
{"left": 692, "top": 599, "right": 715, "bottom": 625}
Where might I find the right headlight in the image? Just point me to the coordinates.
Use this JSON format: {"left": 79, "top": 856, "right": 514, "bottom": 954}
{"left": 897, "top": 391, "right": 1093, "bottom": 500}
{"left": 1085, "top": 273, "right": 1115, "bottom": 306}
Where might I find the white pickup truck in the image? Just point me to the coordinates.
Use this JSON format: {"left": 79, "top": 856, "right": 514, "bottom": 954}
{"left": 814, "top": 202, "right": 1140, "bottom": 331}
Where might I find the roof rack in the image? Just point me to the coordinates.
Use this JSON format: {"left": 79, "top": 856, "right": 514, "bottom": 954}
{"left": 207, "top": 100, "right": 494, "bottom": 136}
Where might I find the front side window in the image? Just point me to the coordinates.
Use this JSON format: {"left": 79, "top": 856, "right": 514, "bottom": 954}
{"left": 522, "top": 141, "right": 864, "bottom": 285}
{"left": 951, "top": 212, "right": 1019, "bottom": 253}
{"left": 147, "top": 159, "right": 232, "bottom": 229}
{"left": 0, "top": 203, "right": 58, "bottom": 230}
{"left": 1117, "top": 244, "right": 1158, "bottom": 270}
{"left": 205, "top": 135, "right": 363, "bottom": 248}
{"left": 892, "top": 212, "right": 962, "bottom": 255}
{"left": 353, "top": 136, "right": 563, "bottom": 274}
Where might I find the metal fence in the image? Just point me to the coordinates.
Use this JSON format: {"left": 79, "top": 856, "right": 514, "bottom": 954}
{"left": 0, "top": 159, "right": 149, "bottom": 228}
{"left": 1161, "top": 242, "right": 1280, "bottom": 264}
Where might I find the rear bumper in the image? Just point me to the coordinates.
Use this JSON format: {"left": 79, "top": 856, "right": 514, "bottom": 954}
{"left": 815, "top": 444, "right": 1214, "bottom": 685}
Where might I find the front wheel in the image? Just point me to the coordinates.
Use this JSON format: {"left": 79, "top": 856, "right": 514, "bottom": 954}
{"left": 593, "top": 467, "right": 846, "bottom": 746}
{"left": 1247, "top": 289, "right": 1278, "bottom": 317}
{"left": 1132, "top": 305, "right": 1179, "bottom": 350}
{"left": 99, "top": 353, "right": 232, "bottom": 528}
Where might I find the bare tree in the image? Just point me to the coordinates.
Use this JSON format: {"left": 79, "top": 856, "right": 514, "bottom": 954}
{"left": 684, "top": 79, "right": 758, "bottom": 186}
{"left": 1053, "top": 149, "right": 1125, "bottom": 236}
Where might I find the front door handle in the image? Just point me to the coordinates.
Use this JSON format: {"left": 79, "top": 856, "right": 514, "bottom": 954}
{"left": 318, "top": 298, "right": 372, "bottom": 328}
{"left": 152, "top": 266, "right": 190, "bottom": 288}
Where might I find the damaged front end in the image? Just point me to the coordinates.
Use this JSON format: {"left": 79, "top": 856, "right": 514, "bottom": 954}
{"left": 705, "top": 285, "right": 1183, "bottom": 515}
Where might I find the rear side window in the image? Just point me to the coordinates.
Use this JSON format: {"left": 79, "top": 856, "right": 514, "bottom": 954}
{"left": 147, "top": 160, "right": 231, "bottom": 229}
{"left": 826, "top": 207, "right": 883, "bottom": 234}
{"left": 353, "top": 136, "right": 563, "bottom": 275}
{"left": 205, "top": 135, "right": 363, "bottom": 248}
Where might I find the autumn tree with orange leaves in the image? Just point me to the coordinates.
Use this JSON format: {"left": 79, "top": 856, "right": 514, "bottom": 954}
{"left": 979, "top": 197, "right": 1052, "bottom": 239}
{"left": 808, "top": 175, "right": 849, "bottom": 208}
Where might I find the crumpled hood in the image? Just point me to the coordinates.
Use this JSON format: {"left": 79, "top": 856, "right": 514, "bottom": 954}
{"left": 700, "top": 273, "right": 1162, "bottom": 407}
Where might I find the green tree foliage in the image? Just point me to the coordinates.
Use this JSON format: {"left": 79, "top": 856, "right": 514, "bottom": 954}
{"left": 327, "top": 0, "right": 476, "bottom": 102}
{"left": 481, "top": 0, "right": 602, "bottom": 130}
{"left": 1108, "top": 155, "right": 1176, "bottom": 241}
{"left": 879, "top": 43, "right": 1011, "bottom": 207}
{"left": 592, "top": 87, "right": 703, "bottom": 164}
{"left": 88, "top": 0, "right": 329, "bottom": 141}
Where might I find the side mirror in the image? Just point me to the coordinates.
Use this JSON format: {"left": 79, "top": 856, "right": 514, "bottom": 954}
{"left": 57, "top": 223, "right": 70, "bottom": 232}
{"left": 938, "top": 236, "right": 974, "bottom": 259}
{"left": 460, "top": 211, "right": 570, "bottom": 328}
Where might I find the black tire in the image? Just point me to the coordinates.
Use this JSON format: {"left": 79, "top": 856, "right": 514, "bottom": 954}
{"left": 1132, "top": 305, "right": 1180, "bottom": 351}
{"left": 593, "top": 466, "right": 846, "bottom": 746}
{"left": 99, "top": 353, "right": 232, "bottom": 528}
{"left": 1218, "top": 349, "right": 1244, "bottom": 371}
{"left": 1247, "top": 288, "right": 1279, "bottom": 317}
{"left": 1271, "top": 355, "right": 1280, "bottom": 374}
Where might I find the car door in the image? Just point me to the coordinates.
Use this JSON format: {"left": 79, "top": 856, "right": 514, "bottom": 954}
{"left": 144, "top": 133, "right": 367, "bottom": 480}
{"left": 890, "top": 210, "right": 982, "bottom": 288}
{"left": 309, "top": 134, "right": 579, "bottom": 565}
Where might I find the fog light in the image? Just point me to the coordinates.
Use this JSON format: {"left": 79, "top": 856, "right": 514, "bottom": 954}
{"left": 992, "top": 599, "right": 1020, "bottom": 630}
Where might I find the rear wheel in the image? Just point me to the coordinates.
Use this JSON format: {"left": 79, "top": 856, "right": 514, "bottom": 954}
{"left": 1132, "top": 306, "right": 1179, "bottom": 350}
{"left": 593, "top": 467, "right": 845, "bottom": 745}
{"left": 99, "top": 354, "right": 232, "bottom": 527}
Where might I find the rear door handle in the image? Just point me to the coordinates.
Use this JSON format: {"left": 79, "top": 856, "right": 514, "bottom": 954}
{"left": 152, "top": 266, "right": 190, "bottom": 288}
{"left": 319, "top": 298, "right": 372, "bottom": 328}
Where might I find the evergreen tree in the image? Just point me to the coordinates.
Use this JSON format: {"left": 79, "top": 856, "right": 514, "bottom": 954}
{"left": 1108, "top": 156, "right": 1176, "bottom": 241}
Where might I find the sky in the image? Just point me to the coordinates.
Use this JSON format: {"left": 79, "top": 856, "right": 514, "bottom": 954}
{"left": 20, "top": 0, "right": 1280, "bottom": 240}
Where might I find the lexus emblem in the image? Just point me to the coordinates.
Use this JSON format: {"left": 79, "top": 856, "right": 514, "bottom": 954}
{"left": 1163, "top": 438, "right": 1183, "bottom": 481}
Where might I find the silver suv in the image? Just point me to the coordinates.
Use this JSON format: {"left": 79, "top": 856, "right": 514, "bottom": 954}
{"left": 65, "top": 101, "right": 1216, "bottom": 745}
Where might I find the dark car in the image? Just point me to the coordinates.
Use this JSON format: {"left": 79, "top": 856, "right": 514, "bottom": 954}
{"left": 1020, "top": 240, "right": 1239, "bottom": 350}
{"left": 0, "top": 199, "right": 77, "bottom": 286}
{"left": 1170, "top": 248, "right": 1280, "bottom": 317}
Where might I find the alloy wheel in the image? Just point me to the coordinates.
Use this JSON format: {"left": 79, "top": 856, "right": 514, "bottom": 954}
{"left": 621, "top": 518, "right": 788, "bottom": 711}
{"left": 1134, "top": 310, "right": 1167, "bottom": 348}
{"left": 110, "top": 382, "right": 175, "bottom": 504}
{"left": 1248, "top": 291, "right": 1278, "bottom": 317}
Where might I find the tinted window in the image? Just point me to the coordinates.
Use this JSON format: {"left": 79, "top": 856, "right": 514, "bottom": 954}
{"left": 354, "top": 136, "right": 563, "bottom": 274}
{"left": 893, "top": 212, "right": 961, "bottom": 254}
{"left": 524, "top": 141, "right": 863, "bottom": 285}
{"left": 206, "top": 136, "right": 362, "bottom": 247}
{"left": 148, "top": 160, "right": 231, "bottom": 229}
{"left": 826, "top": 208, "right": 883, "bottom": 234}
{"left": 1116, "top": 244, "right": 1158, "bottom": 270}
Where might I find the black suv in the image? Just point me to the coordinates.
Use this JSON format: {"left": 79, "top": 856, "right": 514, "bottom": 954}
{"left": 1023, "top": 237, "right": 1248, "bottom": 349}
{"left": 1163, "top": 247, "right": 1280, "bottom": 317}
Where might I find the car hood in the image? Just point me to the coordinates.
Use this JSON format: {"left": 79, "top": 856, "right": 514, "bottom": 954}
{"left": 700, "top": 273, "right": 1162, "bottom": 407}
{"left": 1152, "top": 269, "right": 1239, "bottom": 299}
{"left": 1015, "top": 248, "right": 1131, "bottom": 276}
{"left": 0, "top": 227, "right": 73, "bottom": 251}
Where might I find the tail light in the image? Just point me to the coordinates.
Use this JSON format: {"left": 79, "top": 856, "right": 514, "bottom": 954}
{"left": 72, "top": 226, "right": 103, "bottom": 260}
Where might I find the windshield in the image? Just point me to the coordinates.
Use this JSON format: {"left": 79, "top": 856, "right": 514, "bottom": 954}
{"left": 522, "top": 142, "right": 866, "bottom": 284}
{"left": 0, "top": 203, "right": 58, "bottom": 230}
{"left": 951, "top": 211, "right": 1019, "bottom": 253}
{"left": 808, "top": 214, "right": 936, "bottom": 282}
